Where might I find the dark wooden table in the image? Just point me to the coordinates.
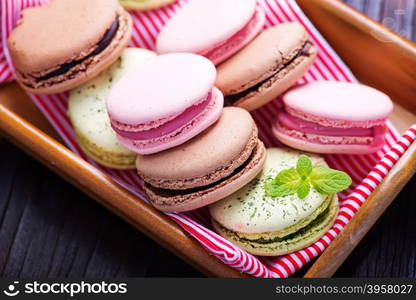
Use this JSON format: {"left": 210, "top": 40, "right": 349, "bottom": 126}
{"left": 1, "top": 0, "right": 415, "bottom": 278}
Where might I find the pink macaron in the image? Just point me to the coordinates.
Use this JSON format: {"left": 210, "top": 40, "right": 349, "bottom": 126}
{"left": 272, "top": 81, "right": 393, "bottom": 154}
{"left": 107, "top": 53, "right": 223, "bottom": 155}
{"left": 156, "top": 0, "right": 265, "bottom": 65}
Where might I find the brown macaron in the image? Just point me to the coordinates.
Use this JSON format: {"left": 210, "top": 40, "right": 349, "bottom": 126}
{"left": 136, "top": 107, "right": 266, "bottom": 213}
{"left": 216, "top": 22, "right": 317, "bottom": 111}
{"left": 8, "top": 0, "right": 132, "bottom": 95}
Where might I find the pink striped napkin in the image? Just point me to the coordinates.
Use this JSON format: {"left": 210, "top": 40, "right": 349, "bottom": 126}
{"left": 1, "top": 0, "right": 415, "bottom": 277}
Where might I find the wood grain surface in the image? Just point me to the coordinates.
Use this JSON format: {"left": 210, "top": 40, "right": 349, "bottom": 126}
{"left": 0, "top": 0, "right": 415, "bottom": 278}
{"left": 0, "top": 139, "right": 201, "bottom": 277}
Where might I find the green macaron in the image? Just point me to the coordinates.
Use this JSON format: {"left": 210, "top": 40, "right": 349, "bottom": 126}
{"left": 119, "top": 0, "right": 176, "bottom": 11}
{"left": 209, "top": 147, "right": 339, "bottom": 256}
{"left": 68, "top": 48, "right": 157, "bottom": 169}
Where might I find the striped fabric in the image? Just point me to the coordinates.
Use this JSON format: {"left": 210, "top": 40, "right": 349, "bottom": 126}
{"left": 1, "top": 0, "right": 415, "bottom": 278}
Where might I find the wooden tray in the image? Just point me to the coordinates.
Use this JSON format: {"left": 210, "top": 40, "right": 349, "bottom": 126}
{"left": 0, "top": 0, "right": 415, "bottom": 278}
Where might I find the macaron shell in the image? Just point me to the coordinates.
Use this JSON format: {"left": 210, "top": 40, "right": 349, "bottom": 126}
{"left": 202, "top": 7, "right": 266, "bottom": 65}
{"left": 75, "top": 129, "right": 136, "bottom": 169}
{"left": 68, "top": 48, "right": 157, "bottom": 168}
{"left": 116, "top": 87, "right": 224, "bottom": 155}
{"left": 212, "top": 194, "right": 338, "bottom": 256}
{"left": 272, "top": 124, "right": 387, "bottom": 154}
{"left": 8, "top": 0, "right": 120, "bottom": 73}
{"left": 156, "top": 0, "right": 257, "bottom": 54}
{"left": 235, "top": 53, "right": 316, "bottom": 111}
{"left": 114, "top": 48, "right": 158, "bottom": 74}
{"left": 283, "top": 81, "right": 394, "bottom": 124}
{"left": 216, "top": 23, "right": 310, "bottom": 95}
{"left": 119, "top": 0, "right": 176, "bottom": 11}
{"left": 145, "top": 140, "right": 267, "bottom": 212}
{"left": 136, "top": 107, "right": 256, "bottom": 181}
{"left": 209, "top": 148, "right": 329, "bottom": 234}
{"left": 107, "top": 53, "right": 217, "bottom": 125}
{"left": 14, "top": 6, "right": 132, "bottom": 95}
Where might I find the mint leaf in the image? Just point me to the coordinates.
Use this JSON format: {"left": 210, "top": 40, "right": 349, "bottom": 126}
{"left": 309, "top": 167, "right": 352, "bottom": 194}
{"left": 264, "top": 154, "right": 351, "bottom": 200}
{"left": 296, "top": 155, "right": 313, "bottom": 178}
{"left": 296, "top": 179, "right": 310, "bottom": 199}
{"left": 265, "top": 183, "right": 295, "bottom": 198}
{"left": 264, "top": 169, "right": 300, "bottom": 197}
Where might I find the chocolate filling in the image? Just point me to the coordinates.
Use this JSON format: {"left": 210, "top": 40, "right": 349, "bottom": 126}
{"left": 35, "top": 18, "right": 120, "bottom": 83}
{"left": 145, "top": 142, "right": 259, "bottom": 197}
{"left": 225, "top": 41, "right": 313, "bottom": 105}
{"left": 239, "top": 205, "right": 330, "bottom": 244}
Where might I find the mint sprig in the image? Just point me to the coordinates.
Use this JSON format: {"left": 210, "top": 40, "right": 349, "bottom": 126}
{"left": 264, "top": 155, "right": 352, "bottom": 199}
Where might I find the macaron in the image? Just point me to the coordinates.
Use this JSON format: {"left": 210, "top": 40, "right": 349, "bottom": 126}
{"left": 107, "top": 53, "right": 223, "bottom": 155}
{"left": 209, "top": 148, "right": 339, "bottom": 256}
{"left": 216, "top": 22, "right": 317, "bottom": 111}
{"left": 136, "top": 107, "right": 267, "bottom": 212}
{"left": 8, "top": 0, "right": 132, "bottom": 95}
{"left": 156, "top": 0, "right": 265, "bottom": 65}
{"left": 272, "top": 81, "right": 394, "bottom": 154}
{"left": 68, "top": 48, "right": 157, "bottom": 169}
{"left": 119, "top": 0, "right": 176, "bottom": 11}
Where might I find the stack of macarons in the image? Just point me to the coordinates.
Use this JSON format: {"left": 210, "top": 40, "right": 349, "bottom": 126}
{"left": 8, "top": 0, "right": 319, "bottom": 111}
{"left": 7, "top": 0, "right": 395, "bottom": 258}
{"left": 155, "top": 1, "right": 317, "bottom": 110}
{"left": 68, "top": 48, "right": 157, "bottom": 169}
{"left": 106, "top": 53, "right": 267, "bottom": 212}
{"left": 135, "top": 107, "right": 266, "bottom": 212}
